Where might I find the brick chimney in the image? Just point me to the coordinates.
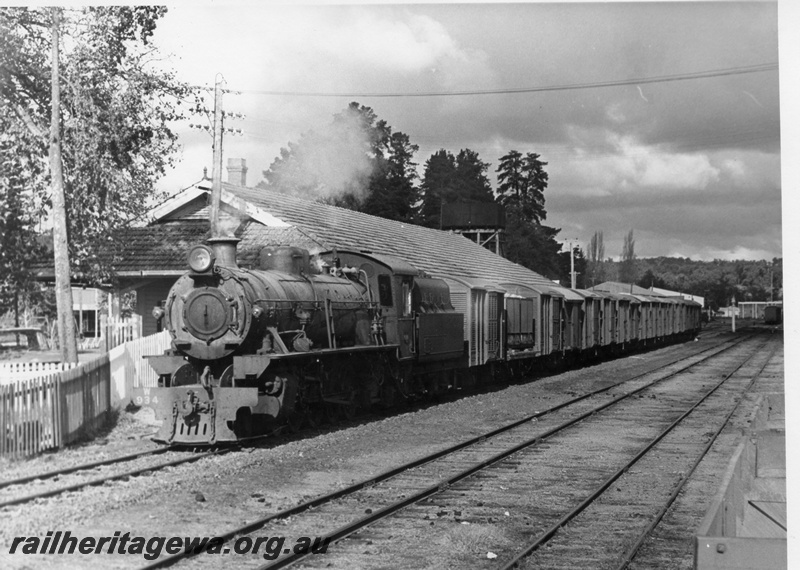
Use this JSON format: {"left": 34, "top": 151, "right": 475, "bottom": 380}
{"left": 226, "top": 158, "right": 248, "bottom": 187}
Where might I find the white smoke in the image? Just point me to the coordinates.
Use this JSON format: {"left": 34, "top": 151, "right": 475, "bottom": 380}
{"left": 217, "top": 210, "right": 244, "bottom": 238}
{"left": 270, "top": 106, "right": 375, "bottom": 204}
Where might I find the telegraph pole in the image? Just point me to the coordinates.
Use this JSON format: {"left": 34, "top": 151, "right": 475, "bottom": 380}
{"left": 563, "top": 238, "right": 578, "bottom": 289}
{"left": 209, "top": 75, "right": 225, "bottom": 238}
{"left": 49, "top": 8, "right": 78, "bottom": 363}
{"left": 570, "top": 244, "right": 576, "bottom": 289}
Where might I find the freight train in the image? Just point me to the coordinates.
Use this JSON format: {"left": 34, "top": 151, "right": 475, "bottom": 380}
{"left": 146, "top": 237, "right": 701, "bottom": 444}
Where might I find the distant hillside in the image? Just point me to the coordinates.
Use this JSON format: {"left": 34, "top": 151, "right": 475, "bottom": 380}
{"left": 602, "top": 257, "right": 782, "bottom": 310}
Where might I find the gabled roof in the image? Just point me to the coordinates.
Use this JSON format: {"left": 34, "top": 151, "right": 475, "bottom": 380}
{"left": 218, "top": 182, "right": 558, "bottom": 288}
{"left": 111, "top": 181, "right": 564, "bottom": 293}
{"left": 591, "top": 281, "right": 668, "bottom": 297}
{"left": 110, "top": 220, "right": 321, "bottom": 275}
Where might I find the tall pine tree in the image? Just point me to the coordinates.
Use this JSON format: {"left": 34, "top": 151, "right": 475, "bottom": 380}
{"left": 418, "top": 148, "right": 494, "bottom": 228}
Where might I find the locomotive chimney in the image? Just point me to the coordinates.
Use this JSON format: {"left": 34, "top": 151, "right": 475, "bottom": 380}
{"left": 207, "top": 237, "right": 240, "bottom": 267}
{"left": 226, "top": 158, "right": 248, "bottom": 187}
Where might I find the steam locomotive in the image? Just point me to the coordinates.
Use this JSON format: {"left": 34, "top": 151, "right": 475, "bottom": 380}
{"left": 146, "top": 237, "right": 701, "bottom": 445}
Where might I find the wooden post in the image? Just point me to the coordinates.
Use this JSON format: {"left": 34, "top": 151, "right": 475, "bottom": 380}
{"left": 209, "top": 75, "right": 225, "bottom": 238}
{"left": 49, "top": 8, "right": 78, "bottom": 363}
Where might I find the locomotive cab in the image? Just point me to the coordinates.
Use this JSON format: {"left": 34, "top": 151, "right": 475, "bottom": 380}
{"left": 320, "top": 250, "right": 464, "bottom": 365}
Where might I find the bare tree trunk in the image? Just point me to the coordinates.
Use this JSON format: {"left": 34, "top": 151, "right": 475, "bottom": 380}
{"left": 49, "top": 8, "right": 78, "bottom": 363}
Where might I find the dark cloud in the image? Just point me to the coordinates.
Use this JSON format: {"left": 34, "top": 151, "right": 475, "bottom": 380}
{"left": 153, "top": 2, "right": 782, "bottom": 261}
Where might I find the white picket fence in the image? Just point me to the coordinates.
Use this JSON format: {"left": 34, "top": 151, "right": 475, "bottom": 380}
{"left": 109, "top": 330, "right": 171, "bottom": 403}
{"left": 102, "top": 315, "right": 143, "bottom": 351}
{"left": 0, "top": 317, "right": 144, "bottom": 386}
{"left": 0, "top": 362, "right": 80, "bottom": 385}
{"left": 1, "top": 330, "right": 172, "bottom": 458}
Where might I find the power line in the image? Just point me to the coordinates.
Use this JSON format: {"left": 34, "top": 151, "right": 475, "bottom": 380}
{"left": 241, "top": 121, "right": 779, "bottom": 160}
{"left": 227, "top": 62, "right": 777, "bottom": 99}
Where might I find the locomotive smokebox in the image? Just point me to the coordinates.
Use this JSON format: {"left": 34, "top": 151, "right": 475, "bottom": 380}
{"left": 260, "top": 246, "right": 310, "bottom": 275}
{"left": 207, "top": 237, "right": 240, "bottom": 268}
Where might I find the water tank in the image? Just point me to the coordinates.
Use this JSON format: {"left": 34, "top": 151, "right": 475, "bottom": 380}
{"left": 440, "top": 202, "right": 506, "bottom": 230}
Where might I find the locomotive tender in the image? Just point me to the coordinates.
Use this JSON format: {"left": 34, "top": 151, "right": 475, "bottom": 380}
{"left": 146, "top": 237, "right": 701, "bottom": 445}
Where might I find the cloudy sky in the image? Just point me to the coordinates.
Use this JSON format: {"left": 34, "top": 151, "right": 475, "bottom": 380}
{"left": 150, "top": 1, "right": 785, "bottom": 262}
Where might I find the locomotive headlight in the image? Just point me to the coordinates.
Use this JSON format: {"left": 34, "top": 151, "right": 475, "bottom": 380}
{"left": 187, "top": 245, "right": 214, "bottom": 273}
{"left": 252, "top": 306, "right": 264, "bottom": 319}
{"left": 152, "top": 306, "right": 165, "bottom": 321}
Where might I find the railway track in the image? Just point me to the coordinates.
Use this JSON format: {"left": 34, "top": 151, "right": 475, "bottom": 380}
{"left": 138, "top": 331, "right": 767, "bottom": 569}
{"left": 0, "top": 330, "right": 730, "bottom": 514}
{"left": 0, "top": 429, "right": 282, "bottom": 510}
{"left": 504, "top": 338, "right": 779, "bottom": 570}
{"left": 0, "top": 446, "right": 229, "bottom": 510}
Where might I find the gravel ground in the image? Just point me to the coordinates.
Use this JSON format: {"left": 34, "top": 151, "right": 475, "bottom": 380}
{"left": 0, "top": 330, "right": 780, "bottom": 570}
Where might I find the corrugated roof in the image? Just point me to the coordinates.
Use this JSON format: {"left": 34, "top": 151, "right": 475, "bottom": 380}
{"left": 591, "top": 281, "right": 668, "bottom": 297}
{"left": 86, "top": 182, "right": 568, "bottom": 296}
{"left": 225, "top": 183, "right": 559, "bottom": 289}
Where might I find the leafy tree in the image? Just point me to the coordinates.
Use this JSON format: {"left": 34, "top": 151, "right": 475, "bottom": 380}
{"left": 418, "top": 148, "right": 494, "bottom": 228}
{"left": 0, "top": 119, "right": 48, "bottom": 324}
{"left": 361, "top": 130, "right": 419, "bottom": 223}
{"left": 496, "top": 150, "right": 548, "bottom": 224}
{"left": 637, "top": 269, "right": 667, "bottom": 290}
{"left": 261, "top": 102, "right": 419, "bottom": 222}
{"left": 503, "top": 208, "right": 562, "bottom": 280}
{"left": 453, "top": 149, "right": 494, "bottom": 203}
{"left": 619, "top": 229, "right": 637, "bottom": 283}
{"left": 607, "top": 256, "right": 783, "bottom": 311}
{"left": 418, "top": 149, "right": 457, "bottom": 228}
{"left": 586, "top": 231, "right": 606, "bottom": 286}
{"left": 3, "top": 7, "right": 192, "bottom": 278}
{"left": 493, "top": 150, "right": 561, "bottom": 278}
{"left": 2, "top": 7, "right": 194, "bottom": 358}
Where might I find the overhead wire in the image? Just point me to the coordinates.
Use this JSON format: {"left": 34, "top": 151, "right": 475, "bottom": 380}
{"left": 226, "top": 62, "right": 778, "bottom": 99}
{"left": 218, "top": 62, "right": 779, "bottom": 166}
{"left": 240, "top": 120, "right": 780, "bottom": 162}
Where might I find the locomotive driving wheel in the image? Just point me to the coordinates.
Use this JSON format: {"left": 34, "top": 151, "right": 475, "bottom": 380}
{"left": 322, "top": 403, "right": 340, "bottom": 424}
{"left": 285, "top": 411, "right": 303, "bottom": 434}
{"left": 341, "top": 390, "right": 358, "bottom": 421}
{"left": 379, "top": 380, "right": 398, "bottom": 409}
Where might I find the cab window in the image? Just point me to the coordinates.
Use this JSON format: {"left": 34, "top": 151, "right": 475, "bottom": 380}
{"left": 402, "top": 279, "right": 412, "bottom": 316}
{"left": 378, "top": 274, "right": 393, "bottom": 307}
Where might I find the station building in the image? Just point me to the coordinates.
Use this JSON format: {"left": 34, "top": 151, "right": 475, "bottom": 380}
{"left": 97, "top": 159, "right": 563, "bottom": 337}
